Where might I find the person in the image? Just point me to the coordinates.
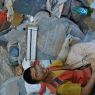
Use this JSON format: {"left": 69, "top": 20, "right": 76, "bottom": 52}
{"left": 64, "top": 40, "right": 95, "bottom": 69}
{"left": 23, "top": 60, "right": 95, "bottom": 95}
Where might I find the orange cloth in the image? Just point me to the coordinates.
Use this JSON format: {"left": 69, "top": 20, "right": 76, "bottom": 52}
{"left": 58, "top": 67, "right": 91, "bottom": 86}
{"left": 0, "top": 11, "right": 7, "bottom": 26}
{"left": 39, "top": 60, "right": 91, "bottom": 94}
{"left": 46, "top": 66, "right": 91, "bottom": 94}
{"left": 39, "top": 83, "right": 46, "bottom": 95}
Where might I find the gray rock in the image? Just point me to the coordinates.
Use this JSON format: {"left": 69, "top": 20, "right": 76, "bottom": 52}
{"left": 33, "top": 11, "right": 84, "bottom": 57}
{"left": 83, "top": 30, "right": 95, "bottom": 42}
{"left": 0, "top": 23, "right": 27, "bottom": 85}
{"left": 79, "top": 0, "right": 89, "bottom": 7}
{"left": 71, "top": 0, "right": 83, "bottom": 22}
{"left": 62, "top": 0, "right": 89, "bottom": 22}
{"left": 13, "top": 0, "right": 46, "bottom": 16}
{"left": 0, "top": 46, "right": 14, "bottom": 86}
{"left": 8, "top": 46, "right": 19, "bottom": 66}
{"left": 62, "top": 0, "right": 83, "bottom": 22}
{"left": 0, "top": 38, "right": 8, "bottom": 47}
{"left": 62, "top": 0, "right": 71, "bottom": 17}
{"left": 0, "top": 76, "right": 27, "bottom": 95}
{"left": 0, "top": 22, "right": 27, "bottom": 64}
{"left": 83, "top": 17, "right": 95, "bottom": 31}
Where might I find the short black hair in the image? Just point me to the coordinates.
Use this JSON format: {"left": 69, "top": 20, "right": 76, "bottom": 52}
{"left": 23, "top": 67, "right": 39, "bottom": 84}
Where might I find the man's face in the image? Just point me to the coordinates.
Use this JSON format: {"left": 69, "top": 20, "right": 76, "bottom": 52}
{"left": 30, "top": 61, "right": 49, "bottom": 81}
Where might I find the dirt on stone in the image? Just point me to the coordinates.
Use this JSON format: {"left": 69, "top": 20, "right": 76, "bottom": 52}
{"left": 0, "top": 46, "right": 16, "bottom": 86}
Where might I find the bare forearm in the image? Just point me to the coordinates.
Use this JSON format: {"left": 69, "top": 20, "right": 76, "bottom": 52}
{"left": 81, "top": 72, "right": 95, "bottom": 95}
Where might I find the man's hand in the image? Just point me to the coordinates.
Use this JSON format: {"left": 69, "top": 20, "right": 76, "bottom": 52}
{"left": 81, "top": 60, "right": 95, "bottom": 95}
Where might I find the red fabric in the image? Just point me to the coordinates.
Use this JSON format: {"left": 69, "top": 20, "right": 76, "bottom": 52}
{"left": 49, "top": 66, "right": 64, "bottom": 71}
{"left": 73, "top": 67, "right": 92, "bottom": 86}
{"left": 58, "top": 67, "right": 91, "bottom": 86}
{"left": 39, "top": 83, "right": 46, "bottom": 95}
{"left": 0, "top": 11, "right": 7, "bottom": 26}
{"left": 46, "top": 67, "right": 91, "bottom": 94}
{"left": 34, "top": 61, "right": 92, "bottom": 94}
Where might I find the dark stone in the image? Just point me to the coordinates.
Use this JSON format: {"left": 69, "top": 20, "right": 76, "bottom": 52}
{"left": 8, "top": 46, "right": 19, "bottom": 66}
{"left": 13, "top": 0, "right": 46, "bottom": 16}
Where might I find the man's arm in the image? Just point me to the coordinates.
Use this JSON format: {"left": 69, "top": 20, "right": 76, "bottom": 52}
{"left": 81, "top": 62, "right": 95, "bottom": 95}
{"left": 81, "top": 72, "right": 95, "bottom": 95}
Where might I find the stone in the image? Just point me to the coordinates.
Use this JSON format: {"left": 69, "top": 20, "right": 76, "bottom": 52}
{"left": 13, "top": 0, "right": 46, "bottom": 16}
{"left": 8, "top": 46, "right": 19, "bottom": 66}
{"left": 0, "top": 76, "right": 27, "bottom": 95}
{"left": 79, "top": 0, "right": 89, "bottom": 7}
{"left": 71, "top": 0, "right": 83, "bottom": 22}
{"left": 0, "top": 46, "right": 14, "bottom": 85}
{"left": 61, "top": 0, "right": 83, "bottom": 22}
{"left": 33, "top": 11, "right": 84, "bottom": 58}
{"left": 83, "top": 16, "right": 95, "bottom": 30}
{"left": 61, "top": 0, "right": 71, "bottom": 17}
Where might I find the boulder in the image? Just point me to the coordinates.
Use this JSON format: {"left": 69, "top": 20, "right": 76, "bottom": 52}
{"left": 0, "top": 76, "right": 27, "bottom": 95}
{"left": 33, "top": 11, "right": 84, "bottom": 58}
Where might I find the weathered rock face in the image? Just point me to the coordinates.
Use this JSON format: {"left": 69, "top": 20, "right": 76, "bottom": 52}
{"left": 71, "top": 0, "right": 83, "bottom": 22}
{"left": 0, "top": 1, "right": 3, "bottom": 9}
{"left": 0, "top": 46, "right": 14, "bottom": 86}
{"left": 62, "top": 0, "right": 95, "bottom": 34}
{"left": 83, "top": 17, "right": 95, "bottom": 31}
{"left": 13, "top": 0, "right": 46, "bottom": 16}
{"left": 0, "top": 0, "right": 94, "bottom": 90}
{"left": 33, "top": 12, "right": 84, "bottom": 57}
{"left": 0, "top": 21, "right": 28, "bottom": 85}
{"left": 79, "top": 0, "right": 89, "bottom": 7}
{"left": 62, "top": 0, "right": 89, "bottom": 22}
{"left": 0, "top": 77, "right": 27, "bottom": 95}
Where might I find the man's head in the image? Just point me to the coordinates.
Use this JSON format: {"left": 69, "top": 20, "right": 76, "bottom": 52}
{"left": 23, "top": 61, "right": 49, "bottom": 84}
